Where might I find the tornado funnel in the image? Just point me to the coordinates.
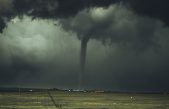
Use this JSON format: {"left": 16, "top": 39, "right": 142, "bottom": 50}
{"left": 78, "top": 37, "right": 89, "bottom": 89}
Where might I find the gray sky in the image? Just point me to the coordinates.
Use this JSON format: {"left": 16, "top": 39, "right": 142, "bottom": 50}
{"left": 0, "top": 0, "right": 169, "bottom": 91}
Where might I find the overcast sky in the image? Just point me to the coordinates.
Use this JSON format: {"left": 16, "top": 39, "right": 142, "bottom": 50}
{"left": 0, "top": 0, "right": 169, "bottom": 91}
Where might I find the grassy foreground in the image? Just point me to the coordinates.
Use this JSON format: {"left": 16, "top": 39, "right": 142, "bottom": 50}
{"left": 0, "top": 91, "right": 169, "bottom": 109}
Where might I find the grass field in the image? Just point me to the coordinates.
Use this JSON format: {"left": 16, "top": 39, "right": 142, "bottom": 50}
{"left": 0, "top": 91, "right": 169, "bottom": 109}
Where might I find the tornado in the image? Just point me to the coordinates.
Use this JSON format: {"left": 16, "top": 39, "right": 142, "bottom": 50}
{"left": 78, "top": 36, "right": 90, "bottom": 89}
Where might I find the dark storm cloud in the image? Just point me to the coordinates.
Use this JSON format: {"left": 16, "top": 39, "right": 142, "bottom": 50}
{"left": 0, "top": 0, "right": 13, "bottom": 32}
{"left": 0, "top": 0, "right": 118, "bottom": 32}
{"left": 127, "top": 0, "right": 169, "bottom": 25}
{"left": 13, "top": 0, "right": 118, "bottom": 17}
{"left": 9, "top": 0, "right": 169, "bottom": 23}
{"left": 0, "top": 0, "right": 13, "bottom": 12}
{"left": 0, "top": 0, "right": 169, "bottom": 31}
{"left": 0, "top": 17, "right": 6, "bottom": 32}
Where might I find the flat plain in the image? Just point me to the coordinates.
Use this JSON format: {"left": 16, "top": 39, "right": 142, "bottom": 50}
{"left": 0, "top": 91, "right": 169, "bottom": 109}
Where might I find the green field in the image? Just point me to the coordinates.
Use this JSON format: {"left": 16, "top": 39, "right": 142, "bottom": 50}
{"left": 0, "top": 91, "right": 169, "bottom": 109}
